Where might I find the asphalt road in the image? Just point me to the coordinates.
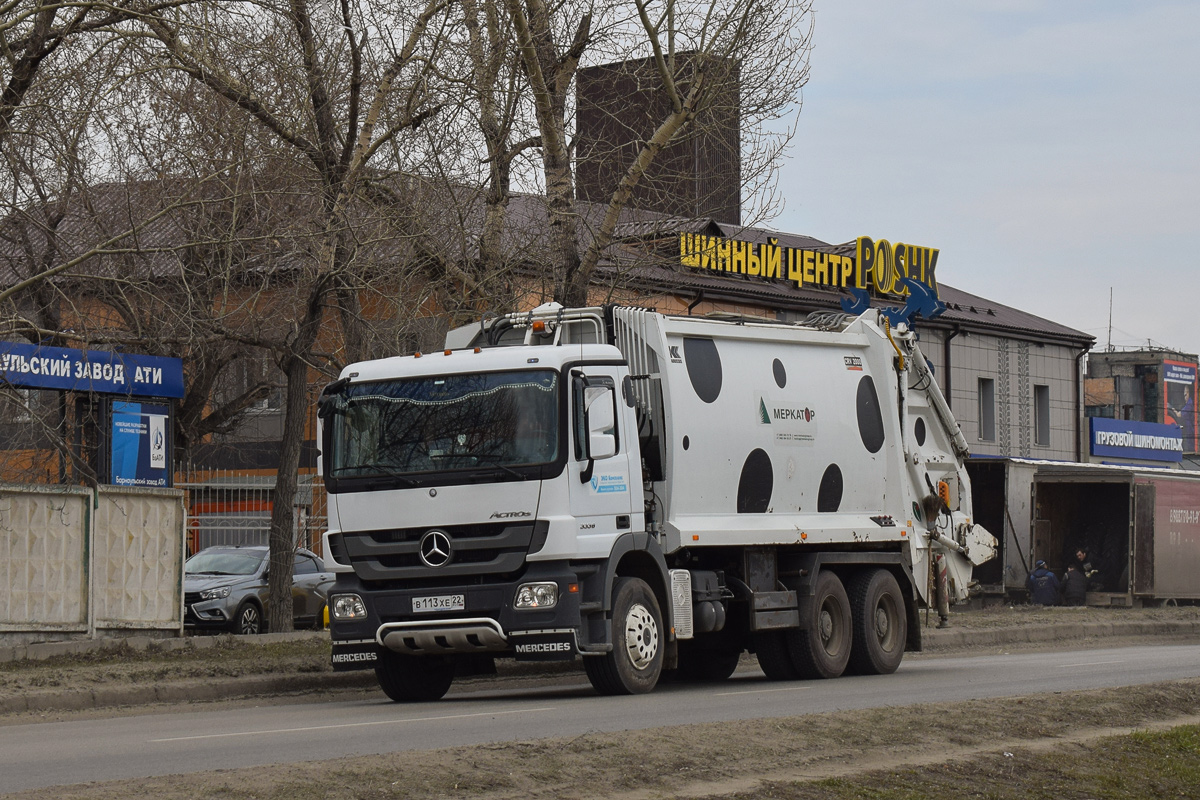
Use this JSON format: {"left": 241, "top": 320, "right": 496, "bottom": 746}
{"left": 3, "top": 643, "right": 1199, "bottom": 794}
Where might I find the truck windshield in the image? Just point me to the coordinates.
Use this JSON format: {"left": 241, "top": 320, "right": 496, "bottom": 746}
{"left": 326, "top": 370, "right": 559, "bottom": 478}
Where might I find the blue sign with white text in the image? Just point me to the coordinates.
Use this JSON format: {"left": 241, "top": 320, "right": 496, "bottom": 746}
{"left": 0, "top": 342, "right": 184, "bottom": 398}
{"left": 1090, "top": 417, "right": 1183, "bottom": 463}
{"left": 110, "top": 401, "right": 171, "bottom": 487}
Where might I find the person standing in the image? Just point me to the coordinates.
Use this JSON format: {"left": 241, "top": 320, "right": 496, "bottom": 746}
{"left": 1073, "top": 547, "right": 1104, "bottom": 591}
{"left": 1026, "top": 560, "right": 1060, "bottom": 606}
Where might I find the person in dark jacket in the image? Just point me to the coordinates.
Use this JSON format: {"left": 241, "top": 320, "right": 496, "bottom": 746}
{"left": 1026, "top": 560, "right": 1060, "bottom": 605}
{"left": 1073, "top": 547, "right": 1104, "bottom": 591}
{"left": 1061, "top": 563, "right": 1088, "bottom": 606}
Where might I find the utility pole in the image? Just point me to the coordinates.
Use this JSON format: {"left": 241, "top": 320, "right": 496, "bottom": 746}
{"left": 1106, "top": 287, "right": 1113, "bottom": 352}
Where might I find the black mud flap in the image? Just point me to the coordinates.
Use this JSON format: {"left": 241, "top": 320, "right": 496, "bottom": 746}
{"left": 330, "top": 640, "right": 382, "bottom": 671}
{"left": 510, "top": 631, "right": 578, "bottom": 662}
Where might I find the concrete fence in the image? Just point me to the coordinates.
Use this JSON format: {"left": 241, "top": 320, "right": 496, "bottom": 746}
{"left": 0, "top": 484, "right": 185, "bottom": 645}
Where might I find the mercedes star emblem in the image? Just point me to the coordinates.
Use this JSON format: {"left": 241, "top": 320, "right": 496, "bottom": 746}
{"left": 418, "top": 529, "right": 453, "bottom": 568}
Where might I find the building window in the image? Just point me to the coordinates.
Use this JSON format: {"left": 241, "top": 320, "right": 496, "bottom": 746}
{"left": 1034, "top": 384, "right": 1050, "bottom": 446}
{"left": 978, "top": 378, "right": 995, "bottom": 441}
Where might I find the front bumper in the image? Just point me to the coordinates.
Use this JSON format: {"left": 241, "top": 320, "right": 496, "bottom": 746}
{"left": 328, "top": 562, "right": 583, "bottom": 670}
{"left": 183, "top": 595, "right": 233, "bottom": 629}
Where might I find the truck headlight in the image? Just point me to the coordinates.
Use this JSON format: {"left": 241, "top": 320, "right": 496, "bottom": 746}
{"left": 199, "top": 586, "right": 231, "bottom": 600}
{"left": 331, "top": 594, "right": 368, "bottom": 620}
{"left": 515, "top": 582, "right": 558, "bottom": 609}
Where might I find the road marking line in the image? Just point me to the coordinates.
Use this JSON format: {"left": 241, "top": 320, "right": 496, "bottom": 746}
{"left": 150, "top": 707, "right": 556, "bottom": 743}
{"left": 715, "top": 686, "right": 812, "bottom": 697}
{"left": 1056, "top": 660, "right": 1126, "bottom": 668}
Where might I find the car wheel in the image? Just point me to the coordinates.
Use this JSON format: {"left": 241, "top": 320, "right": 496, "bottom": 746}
{"left": 231, "top": 601, "right": 264, "bottom": 635}
{"left": 584, "top": 577, "right": 663, "bottom": 695}
{"left": 375, "top": 651, "right": 455, "bottom": 702}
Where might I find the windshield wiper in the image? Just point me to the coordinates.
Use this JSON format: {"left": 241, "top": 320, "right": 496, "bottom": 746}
{"left": 363, "top": 465, "right": 418, "bottom": 486}
{"left": 333, "top": 464, "right": 418, "bottom": 486}
{"left": 470, "top": 455, "right": 524, "bottom": 480}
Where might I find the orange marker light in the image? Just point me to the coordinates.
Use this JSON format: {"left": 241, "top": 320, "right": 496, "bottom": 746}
{"left": 801, "top": 532, "right": 808, "bottom": 540}
{"left": 444, "top": 349, "right": 452, "bottom": 356}
{"left": 474, "top": 347, "right": 482, "bottom": 353}
{"left": 692, "top": 534, "right": 700, "bottom": 541}
{"left": 413, "top": 351, "right": 422, "bottom": 358}
{"left": 937, "top": 480, "right": 950, "bottom": 507}
{"left": 532, "top": 320, "right": 546, "bottom": 333}
{"left": 567, "top": 583, "right": 579, "bottom": 593}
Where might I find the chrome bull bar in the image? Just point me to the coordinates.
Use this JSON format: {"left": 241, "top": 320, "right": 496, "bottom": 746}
{"left": 376, "top": 618, "right": 508, "bottom": 655}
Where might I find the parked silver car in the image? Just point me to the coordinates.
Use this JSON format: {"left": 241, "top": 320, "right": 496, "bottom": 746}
{"left": 184, "top": 545, "right": 334, "bottom": 634}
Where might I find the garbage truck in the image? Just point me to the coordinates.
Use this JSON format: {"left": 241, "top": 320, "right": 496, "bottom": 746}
{"left": 317, "top": 303, "right": 996, "bottom": 700}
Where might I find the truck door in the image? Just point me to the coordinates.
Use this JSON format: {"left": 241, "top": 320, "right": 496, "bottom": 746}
{"left": 568, "top": 369, "right": 635, "bottom": 555}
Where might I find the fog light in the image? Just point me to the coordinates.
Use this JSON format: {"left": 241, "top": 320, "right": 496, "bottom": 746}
{"left": 331, "top": 594, "right": 367, "bottom": 620}
{"left": 515, "top": 582, "right": 558, "bottom": 609}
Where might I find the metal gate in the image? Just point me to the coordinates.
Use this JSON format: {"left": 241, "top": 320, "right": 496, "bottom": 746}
{"left": 178, "top": 469, "right": 327, "bottom": 555}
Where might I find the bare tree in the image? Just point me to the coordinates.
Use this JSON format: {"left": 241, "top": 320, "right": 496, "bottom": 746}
{"left": 503, "top": 0, "right": 813, "bottom": 305}
{"left": 115, "top": 0, "right": 461, "bottom": 631}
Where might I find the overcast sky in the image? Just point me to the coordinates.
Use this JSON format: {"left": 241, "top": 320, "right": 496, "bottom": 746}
{"left": 774, "top": 1, "right": 1199, "bottom": 355}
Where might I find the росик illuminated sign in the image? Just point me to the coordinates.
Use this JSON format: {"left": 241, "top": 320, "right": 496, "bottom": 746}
{"left": 678, "top": 234, "right": 939, "bottom": 300}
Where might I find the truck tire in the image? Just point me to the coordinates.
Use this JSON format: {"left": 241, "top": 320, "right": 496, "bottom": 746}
{"left": 231, "top": 601, "right": 263, "bottom": 635}
{"left": 787, "top": 570, "right": 852, "bottom": 679}
{"left": 755, "top": 631, "right": 801, "bottom": 680}
{"left": 585, "top": 577, "right": 663, "bottom": 695}
{"left": 677, "top": 642, "right": 741, "bottom": 682}
{"left": 846, "top": 568, "right": 907, "bottom": 675}
{"left": 375, "top": 651, "right": 455, "bottom": 702}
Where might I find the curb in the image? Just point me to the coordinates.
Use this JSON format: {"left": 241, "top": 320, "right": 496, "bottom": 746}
{"left": 3, "top": 670, "right": 379, "bottom": 716}
{"left": 0, "top": 631, "right": 321, "bottom": 665}
{"left": 921, "top": 619, "right": 1200, "bottom": 649}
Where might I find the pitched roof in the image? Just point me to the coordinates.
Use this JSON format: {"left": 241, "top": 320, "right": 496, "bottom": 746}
{"left": 0, "top": 181, "right": 1093, "bottom": 346}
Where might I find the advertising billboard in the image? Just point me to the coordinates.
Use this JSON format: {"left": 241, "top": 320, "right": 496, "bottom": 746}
{"left": 1163, "top": 360, "right": 1197, "bottom": 453}
{"left": 110, "top": 400, "right": 171, "bottom": 487}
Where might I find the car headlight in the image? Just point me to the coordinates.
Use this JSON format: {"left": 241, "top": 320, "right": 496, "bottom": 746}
{"left": 331, "top": 594, "right": 367, "bottom": 620}
{"left": 515, "top": 582, "right": 558, "bottom": 609}
{"left": 199, "top": 585, "right": 232, "bottom": 600}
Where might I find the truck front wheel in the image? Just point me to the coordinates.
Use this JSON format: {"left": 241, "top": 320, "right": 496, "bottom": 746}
{"left": 375, "top": 651, "right": 455, "bottom": 702}
{"left": 846, "top": 568, "right": 907, "bottom": 675}
{"left": 585, "top": 577, "right": 663, "bottom": 695}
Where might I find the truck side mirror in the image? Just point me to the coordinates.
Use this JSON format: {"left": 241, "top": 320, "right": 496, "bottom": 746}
{"left": 585, "top": 386, "right": 616, "bottom": 460}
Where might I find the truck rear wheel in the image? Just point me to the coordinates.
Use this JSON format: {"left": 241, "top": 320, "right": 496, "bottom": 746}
{"left": 375, "top": 651, "right": 455, "bottom": 702}
{"left": 585, "top": 577, "right": 663, "bottom": 695}
{"left": 788, "top": 570, "right": 852, "bottom": 679}
{"left": 678, "top": 641, "right": 742, "bottom": 682}
{"left": 755, "top": 631, "right": 801, "bottom": 680}
{"left": 846, "top": 569, "right": 907, "bottom": 675}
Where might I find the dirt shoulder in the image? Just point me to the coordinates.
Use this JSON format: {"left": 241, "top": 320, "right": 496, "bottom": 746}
{"left": 7, "top": 678, "right": 1200, "bottom": 800}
